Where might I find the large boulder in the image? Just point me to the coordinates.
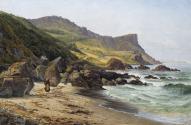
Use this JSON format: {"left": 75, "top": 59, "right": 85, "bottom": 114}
{"left": 6, "top": 61, "right": 34, "bottom": 78}
{"left": 44, "top": 57, "right": 63, "bottom": 87}
{"left": 0, "top": 77, "right": 34, "bottom": 97}
{"left": 102, "top": 78, "right": 116, "bottom": 86}
{"left": 83, "top": 70, "right": 103, "bottom": 89}
{"left": 152, "top": 65, "right": 180, "bottom": 72}
{"left": 144, "top": 75, "right": 158, "bottom": 79}
{"left": 69, "top": 70, "right": 89, "bottom": 88}
{"left": 68, "top": 70, "right": 103, "bottom": 89}
{"left": 0, "top": 61, "right": 35, "bottom": 97}
{"left": 107, "top": 58, "right": 126, "bottom": 70}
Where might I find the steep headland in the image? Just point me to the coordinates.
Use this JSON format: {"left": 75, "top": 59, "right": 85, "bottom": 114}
{"left": 30, "top": 16, "right": 160, "bottom": 66}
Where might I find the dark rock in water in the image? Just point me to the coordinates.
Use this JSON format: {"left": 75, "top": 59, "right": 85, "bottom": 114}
{"left": 145, "top": 75, "right": 158, "bottom": 79}
{"left": 153, "top": 65, "right": 180, "bottom": 72}
{"left": 128, "top": 79, "right": 147, "bottom": 85}
{"left": 160, "top": 76, "right": 166, "bottom": 79}
{"left": 136, "top": 64, "right": 150, "bottom": 70}
{"left": 102, "top": 78, "right": 116, "bottom": 86}
{"left": 44, "top": 57, "right": 63, "bottom": 87}
{"left": 99, "top": 70, "right": 130, "bottom": 80}
{"left": 107, "top": 58, "right": 126, "bottom": 70}
{"left": 115, "top": 78, "right": 128, "bottom": 85}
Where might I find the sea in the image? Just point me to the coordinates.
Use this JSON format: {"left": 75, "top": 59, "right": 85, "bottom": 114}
{"left": 103, "top": 62, "right": 191, "bottom": 125}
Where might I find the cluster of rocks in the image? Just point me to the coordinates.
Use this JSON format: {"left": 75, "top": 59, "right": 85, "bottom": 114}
{"left": 0, "top": 54, "right": 181, "bottom": 97}
{"left": 152, "top": 65, "right": 180, "bottom": 72}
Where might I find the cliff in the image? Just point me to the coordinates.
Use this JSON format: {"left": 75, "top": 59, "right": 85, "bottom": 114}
{"left": 30, "top": 16, "right": 160, "bottom": 65}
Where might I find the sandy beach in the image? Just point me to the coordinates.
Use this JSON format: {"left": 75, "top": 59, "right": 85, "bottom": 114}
{"left": 0, "top": 83, "right": 168, "bottom": 125}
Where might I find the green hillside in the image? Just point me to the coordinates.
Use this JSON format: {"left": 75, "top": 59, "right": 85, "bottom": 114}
{"left": 0, "top": 12, "right": 75, "bottom": 65}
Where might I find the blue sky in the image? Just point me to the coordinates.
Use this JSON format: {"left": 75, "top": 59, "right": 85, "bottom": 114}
{"left": 1, "top": 0, "right": 191, "bottom": 62}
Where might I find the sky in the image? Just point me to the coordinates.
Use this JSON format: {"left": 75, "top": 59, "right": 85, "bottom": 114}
{"left": 0, "top": 0, "right": 191, "bottom": 62}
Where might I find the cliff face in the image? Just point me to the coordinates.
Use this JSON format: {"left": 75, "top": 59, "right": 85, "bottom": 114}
{"left": 0, "top": 12, "right": 75, "bottom": 65}
{"left": 30, "top": 16, "right": 160, "bottom": 65}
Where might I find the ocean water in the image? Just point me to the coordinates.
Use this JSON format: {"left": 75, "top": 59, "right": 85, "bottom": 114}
{"left": 103, "top": 62, "right": 191, "bottom": 125}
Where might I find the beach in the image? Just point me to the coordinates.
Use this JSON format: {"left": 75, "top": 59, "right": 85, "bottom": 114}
{"left": 0, "top": 83, "right": 166, "bottom": 125}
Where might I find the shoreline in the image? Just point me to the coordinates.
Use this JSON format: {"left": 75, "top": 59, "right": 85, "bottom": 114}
{"left": 0, "top": 83, "right": 171, "bottom": 125}
{"left": 77, "top": 88, "right": 175, "bottom": 125}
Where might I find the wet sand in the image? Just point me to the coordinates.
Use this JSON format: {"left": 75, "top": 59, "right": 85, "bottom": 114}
{"left": 0, "top": 83, "right": 171, "bottom": 125}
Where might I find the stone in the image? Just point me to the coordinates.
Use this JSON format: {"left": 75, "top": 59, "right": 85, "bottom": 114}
{"left": 144, "top": 75, "right": 158, "bottom": 79}
{"left": 44, "top": 57, "right": 63, "bottom": 87}
{"left": 152, "top": 65, "right": 180, "bottom": 72}
{"left": 128, "top": 79, "right": 147, "bottom": 86}
{"left": 107, "top": 58, "right": 126, "bottom": 70}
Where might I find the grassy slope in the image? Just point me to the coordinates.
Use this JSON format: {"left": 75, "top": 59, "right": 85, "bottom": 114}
{"left": 0, "top": 12, "right": 75, "bottom": 64}
{"left": 30, "top": 16, "right": 159, "bottom": 67}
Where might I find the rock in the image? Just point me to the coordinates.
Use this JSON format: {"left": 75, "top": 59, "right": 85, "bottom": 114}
{"left": 128, "top": 79, "right": 147, "bottom": 85}
{"left": 0, "top": 61, "right": 34, "bottom": 97}
{"left": 107, "top": 58, "right": 126, "bottom": 70}
{"left": 136, "top": 64, "right": 150, "bottom": 70}
{"left": 0, "top": 77, "right": 34, "bottom": 97}
{"left": 6, "top": 61, "right": 34, "bottom": 78}
{"left": 144, "top": 75, "right": 158, "bottom": 79}
{"left": 44, "top": 57, "right": 63, "bottom": 87}
{"left": 68, "top": 70, "right": 103, "bottom": 89}
{"left": 99, "top": 70, "right": 130, "bottom": 80}
{"left": 115, "top": 78, "right": 128, "bottom": 85}
{"left": 82, "top": 70, "right": 103, "bottom": 89}
{"left": 102, "top": 78, "right": 116, "bottom": 86}
{"left": 152, "top": 65, "right": 180, "bottom": 72}
{"left": 69, "top": 70, "right": 89, "bottom": 88}
{"left": 35, "top": 65, "right": 47, "bottom": 81}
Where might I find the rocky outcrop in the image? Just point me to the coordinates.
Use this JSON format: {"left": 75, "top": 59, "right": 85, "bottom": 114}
{"left": 107, "top": 58, "right": 126, "bottom": 70}
{"left": 144, "top": 75, "right": 158, "bottom": 79}
{"left": 128, "top": 79, "right": 147, "bottom": 86}
{"left": 44, "top": 57, "right": 63, "bottom": 87}
{"left": 0, "top": 61, "right": 34, "bottom": 97}
{"left": 136, "top": 64, "right": 150, "bottom": 70}
{"left": 152, "top": 65, "right": 180, "bottom": 72}
{"left": 68, "top": 70, "right": 103, "bottom": 89}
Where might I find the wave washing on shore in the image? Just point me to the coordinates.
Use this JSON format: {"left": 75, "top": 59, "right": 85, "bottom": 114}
{"left": 103, "top": 62, "right": 191, "bottom": 125}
